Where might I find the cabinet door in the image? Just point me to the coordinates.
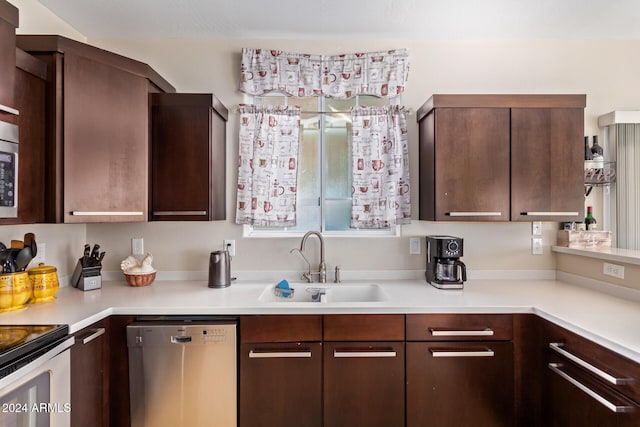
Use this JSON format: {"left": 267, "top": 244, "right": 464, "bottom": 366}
{"left": 151, "top": 93, "right": 227, "bottom": 221}
{"left": 406, "top": 341, "right": 514, "bottom": 427}
{"left": 0, "top": 2, "right": 17, "bottom": 116}
{"left": 324, "top": 341, "right": 405, "bottom": 427}
{"left": 511, "top": 108, "right": 584, "bottom": 221}
{"left": 63, "top": 53, "right": 148, "bottom": 223}
{"left": 240, "top": 342, "right": 322, "bottom": 427}
{"left": 433, "top": 108, "right": 510, "bottom": 221}
{"left": 0, "top": 56, "right": 46, "bottom": 225}
{"left": 543, "top": 356, "right": 640, "bottom": 427}
{"left": 71, "top": 321, "right": 108, "bottom": 427}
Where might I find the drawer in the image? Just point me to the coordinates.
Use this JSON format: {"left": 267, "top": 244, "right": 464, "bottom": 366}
{"left": 240, "top": 315, "right": 322, "bottom": 343}
{"left": 544, "top": 320, "right": 640, "bottom": 403}
{"left": 324, "top": 314, "right": 405, "bottom": 341}
{"left": 406, "top": 314, "right": 513, "bottom": 341}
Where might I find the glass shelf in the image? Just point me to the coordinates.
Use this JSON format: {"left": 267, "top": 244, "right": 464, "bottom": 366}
{"left": 584, "top": 160, "right": 616, "bottom": 185}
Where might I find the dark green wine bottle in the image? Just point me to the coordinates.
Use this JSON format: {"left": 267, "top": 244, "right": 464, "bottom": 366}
{"left": 585, "top": 206, "right": 597, "bottom": 230}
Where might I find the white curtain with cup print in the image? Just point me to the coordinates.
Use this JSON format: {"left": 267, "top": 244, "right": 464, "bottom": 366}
{"left": 351, "top": 106, "right": 411, "bottom": 228}
{"left": 240, "top": 48, "right": 409, "bottom": 99}
{"left": 236, "top": 105, "right": 300, "bottom": 226}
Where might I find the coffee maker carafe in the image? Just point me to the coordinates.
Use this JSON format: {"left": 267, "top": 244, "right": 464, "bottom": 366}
{"left": 425, "top": 235, "right": 467, "bottom": 289}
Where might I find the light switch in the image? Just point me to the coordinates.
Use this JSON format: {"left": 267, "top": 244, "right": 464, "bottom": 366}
{"left": 131, "top": 238, "right": 144, "bottom": 256}
{"left": 532, "top": 222, "right": 543, "bottom": 236}
{"left": 409, "top": 237, "right": 421, "bottom": 255}
{"left": 531, "top": 238, "right": 543, "bottom": 255}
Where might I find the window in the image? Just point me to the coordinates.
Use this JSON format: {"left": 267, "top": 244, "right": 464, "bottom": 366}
{"left": 245, "top": 94, "right": 400, "bottom": 236}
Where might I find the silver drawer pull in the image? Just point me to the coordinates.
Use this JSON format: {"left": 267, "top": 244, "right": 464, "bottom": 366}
{"left": 171, "top": 335, "right": 192, "bottom": 344}
{"left": 550, "top": 343, "right": 634, "bottom": 386}
{"left": 520, "top": 211, "right": 579, "bottom": 216}
{"left": 0, "top": 104, "right": 19, "bottom": 115}
{"left": 249, "top": 350, "right": 312, "bottom": 358}
{"left": 446, "top": 212, "right": 502, "bottom": 217}
{"left": 81, "top": 327, "right": 106, "bottom": 345}
{"left": 72, "top": 211, "right": 144, "bottom": 216}
{"left": 153, "top": 211, "right": 208, "bottom": 216}
{"left": 334, "top": 349, "right": 397, "bottom": 358}
{"left": 430, "top": 328, "right": 494, "bottom": 337}
{"left": 430, "top": 348, "right": 495, "bottom": 358}
{"left": 549, "top": 363, "right": 634, "bottom": 413}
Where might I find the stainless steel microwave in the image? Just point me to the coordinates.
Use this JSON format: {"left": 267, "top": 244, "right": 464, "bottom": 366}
{"left": 0, "top": 120, "right": 18, "bottom": 218}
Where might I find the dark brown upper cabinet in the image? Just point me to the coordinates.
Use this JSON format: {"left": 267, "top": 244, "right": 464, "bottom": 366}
{"left": 418, "top": 94, "right": 586, "bottom": 222}
{"left": 150, "top": 93, "right": 227, "bottom": 221}
{"left": 0, "top": 0, "right": 18, "bottom": 121}
{"left": 16, "top": 35, "right": 175, "bottom": 223}
{"left": 0, "top": 49, "right": 47, "bottom": 225}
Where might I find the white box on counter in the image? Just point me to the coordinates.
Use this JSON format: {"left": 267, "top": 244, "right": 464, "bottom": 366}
{"left": 557, "top": 230, "right": 612, "bottom": 249}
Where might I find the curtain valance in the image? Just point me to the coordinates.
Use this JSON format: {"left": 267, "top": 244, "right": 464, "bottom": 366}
{"left": 240, "top": 48, "right": 409, "bottom": 99}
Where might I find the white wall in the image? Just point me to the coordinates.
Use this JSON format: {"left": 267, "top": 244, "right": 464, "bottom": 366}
{"left": 8, "top": 0, "right": 640, "bottom": 278}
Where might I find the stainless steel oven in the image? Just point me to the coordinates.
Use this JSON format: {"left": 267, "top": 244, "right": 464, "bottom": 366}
{"left": 0, "top": 325, "right": 74, "bottom": 427}
{"left": 0, "top": 120, "right": 18, "bottom": 218}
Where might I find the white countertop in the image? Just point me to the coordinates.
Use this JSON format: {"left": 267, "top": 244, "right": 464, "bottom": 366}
{"left": 2, "top": 277, "right": 640, "bottom": 363}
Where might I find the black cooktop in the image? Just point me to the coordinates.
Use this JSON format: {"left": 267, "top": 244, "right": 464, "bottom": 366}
{"left": 0, "top": 324, "right": 70, "bottom": 379}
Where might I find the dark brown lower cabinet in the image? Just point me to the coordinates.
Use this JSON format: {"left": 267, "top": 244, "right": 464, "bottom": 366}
{"left": 107, "top": 315, "right": 136, "bottom": 427}
{"left": 239, "top": 315, "right": 323, "bottom": 427}
{"left": 70, "top": 319, "right": 109, "bottom": 427}
{"left": 543, "top": 356, "right": 640, "bottom": 427}
{"left": 406, "top": 341, "right": 514, "bottom": 427}
{"left": 540, "top": 319, "right": 640, "bottom": 427}
{"left": 240, "top": 342, "right": 322, "bottom": 427}
{"left": 323, "top": 341, "right": 405, "bottom": 427}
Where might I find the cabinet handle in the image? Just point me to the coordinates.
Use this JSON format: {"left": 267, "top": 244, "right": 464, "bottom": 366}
{"left": 429, "top": 348, "right": 495, "bottom": 358}
{"left": 430, "top": 328, "right": 495, "bottom": 337}
{"left": 153, "top": 211, "right": 208, "bottom": 216}
{"left": 549, "top": 342, "right": 633, "bottom": 386}
{"left": 0, "top": 104, "right": 19, "bottom": 115}
{"left": 520, "top": 211, "right": 579, "bottom": 216}
{"left": 81, "top": 327, "right": 106, "bottom": 345}
{"left": 333, "top": 349, "right": 397, "bottom": 358}
{"left": 446, "top": 212, "right": 502, "bottom": 217}
{"left": 548, "top": 363, "right": 634, "bottom": 413}
{"left": 71, "top": 211, "right": 144, "bottom": 216}
{"left": 249, "top": 350, "right": 312, "bottom": 358}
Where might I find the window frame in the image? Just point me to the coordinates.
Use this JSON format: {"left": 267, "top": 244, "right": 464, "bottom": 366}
{"left": 242, "top": 93, "right": 402, "bottom": 238}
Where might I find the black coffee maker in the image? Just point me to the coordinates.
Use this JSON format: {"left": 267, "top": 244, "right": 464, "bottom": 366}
{"left": 425, "top": 235, "right": 467, "bottom": 289}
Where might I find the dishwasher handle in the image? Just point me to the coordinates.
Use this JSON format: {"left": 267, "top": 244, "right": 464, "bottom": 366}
{"left": 171, "top": 335, "right": 193, "bottom": 344}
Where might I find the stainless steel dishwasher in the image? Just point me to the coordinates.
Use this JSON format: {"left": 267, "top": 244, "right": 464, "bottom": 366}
{"left": 127, "top": 317, "right": 237, "bottom": 427}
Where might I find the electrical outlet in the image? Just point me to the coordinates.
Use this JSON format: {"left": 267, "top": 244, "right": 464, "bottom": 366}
{"left": 603, "top": 262, "right": 625, "bottom": 279}
{"left": 532, "top": 221, "right": 543, "bottom": 236}
{"left": 224, "top": 240, "right": 236, "bottom": 257}
{"left": 31, "top": 242, "right": 46, "bottom": 266}
{"left": 409, "top": 237, "right": 421, "bottom": 255}
{"left": 131, "top": 238, "right": 144, "bottom": 256}
{"left": 531, "top": 238, "right": 543, "bottom": 255}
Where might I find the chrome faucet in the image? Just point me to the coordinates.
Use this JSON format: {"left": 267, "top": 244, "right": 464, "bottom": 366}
{"left": 293, "top": 231, "right": 327, "bottom": 283}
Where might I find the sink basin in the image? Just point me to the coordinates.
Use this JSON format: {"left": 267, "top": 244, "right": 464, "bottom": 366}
{"left": 258, "top": 283, "right": 388, "bottom": 304}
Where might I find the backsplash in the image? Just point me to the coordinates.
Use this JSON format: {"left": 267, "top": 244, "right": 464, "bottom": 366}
{"left": 85, "top": 221, "right": 556, "bottom": 276}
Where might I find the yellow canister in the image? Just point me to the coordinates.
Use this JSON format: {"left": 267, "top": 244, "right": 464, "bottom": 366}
{"left": 0, "top": 272, "right": 31, "bottom": 313}
{"left": 28, "top": 263, "right": 60, "bottom": 303}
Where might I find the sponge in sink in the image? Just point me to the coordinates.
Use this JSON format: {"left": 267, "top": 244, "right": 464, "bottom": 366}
{"left": 275, "top": 279, "right": 292, "bottom": 298}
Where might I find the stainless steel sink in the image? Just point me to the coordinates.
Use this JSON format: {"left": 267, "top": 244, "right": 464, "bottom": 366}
{"left": 258, "top": 283, "right": 388, "bottom": 304}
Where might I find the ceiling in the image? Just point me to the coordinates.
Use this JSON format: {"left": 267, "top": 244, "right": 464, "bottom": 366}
{"left": 38, "top": 0, "right": 640, "bottom": 41}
